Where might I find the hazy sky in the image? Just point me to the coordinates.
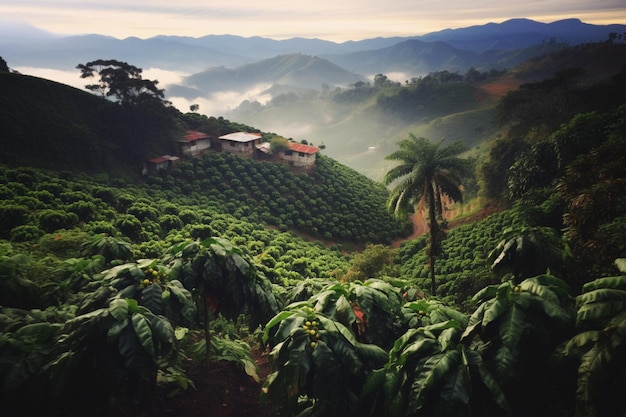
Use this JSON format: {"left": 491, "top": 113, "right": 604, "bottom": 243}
{"left": 2, "top": 0, "right": 626, "bottom": 41}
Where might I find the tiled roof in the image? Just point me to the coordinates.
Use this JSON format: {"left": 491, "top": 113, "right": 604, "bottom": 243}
{"left": 183, "top": 130, "right": 210, "bottom": 142}
{"left": 149, "top": 155, "right": 180, "bottom": 163}
{"left": 289, "top": 142, "right": 320, "bottom": 154}
{"left": 219, "top": 132, "right": 263, "bottom": 143}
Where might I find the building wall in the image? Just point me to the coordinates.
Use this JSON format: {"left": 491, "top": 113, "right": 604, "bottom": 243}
{"left": 221, "top": 140, "right": 257, "bottom": 156}
{"left": 180, "top": 139, "right": 211, "bottom": 157}
{"left": 280, "top": 150, "right": 317, "bottom": 167}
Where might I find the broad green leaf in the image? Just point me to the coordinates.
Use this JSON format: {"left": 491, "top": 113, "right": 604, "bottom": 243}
{"left": 577, "top": 301, "right": 625, "bottom": 324}
{"left": 519, "top": 279, "right": 559, "bottom": 304}
{"left": 360, "top": 367, "right": 387, "bottom": 397}
{"left": 476, "top": 359, "right": 512, "bottom": 415}
{"left": 14, "top": 322, "right": 61, "bottom": 342}
{"left": 472, "top": 284, "right": 499, "bottom": 303}
{"left": 274, "top": 316, "right": 306, "bottom": 342}
{"left": 438, "top": 327, "right": 461, "bottom": 351}
{"left": 409, "top": 350, "right": 461, "bottom": 412}
{"left": 482, "top": 298, "right": 508, "bottom": 329}
{"left": 149, "top": 314, "right": 174, "bottom": 347}
{"left": 242, "top": 358, "right": 260, "bottom": 383}
{"left": 318, "top": 315, "right": 357, "bottom": 345}
{"left": 263, "top": 310, "right": 296, "bottom": 343}
{"left": 131, "top": 313, "right": 154, "bottom": 357}
{"left": 583, "top": 275, "right": 626, "bottom": 292}
{"left": 499, "top": 305, "right": 526, "bottom": 349}
{"left": 400, "top": 338, "right": 438, "bottom": 364}
{"left": 141, "top": 283, "right": 164, "bottom": 314}
{"left": 566, "top": 330, "right": 600, "bottom": 353}
{"left": 577, "top": 288, "right": 626, "bottom": 307}
{"left": 440, "top": 355, "right": 470, "bottom": 404}
{"left": 615, "top": 259, "right": 626, "bottom": 274}
{"left": 355, "top": 342, "right": 388, "bottom": 365}
{"left": 462, "top": 302, "right": 489, "bottom": 339}
{"left": 107, "top": 319, "right": 128, "bottom": 343}
{"left": 109, "top": 298, "right": 129, "bottom": 321}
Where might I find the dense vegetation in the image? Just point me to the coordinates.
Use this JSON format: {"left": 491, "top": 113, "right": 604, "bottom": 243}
{"left": 1, "top": 42, "right": 626, "bottom": 417}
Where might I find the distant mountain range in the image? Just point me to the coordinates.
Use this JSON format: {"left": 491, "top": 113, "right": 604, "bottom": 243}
{"left": 2, "top": 18, "right": 624, "bottom": 74}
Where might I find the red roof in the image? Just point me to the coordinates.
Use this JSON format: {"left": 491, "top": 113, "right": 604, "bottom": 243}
{"left": 183, "top": 130, "right": 210, "bottom": 142}
{"left": 148, "top": 155, "right": 179, "bottom": 164}
{"left": 289, "top": 142, "right": 320, "bottom": 154}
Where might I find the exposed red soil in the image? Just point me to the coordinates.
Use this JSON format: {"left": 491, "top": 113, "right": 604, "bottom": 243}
{"left": 391, "top": 200, "right": 505, "bottom": 248}
{"left": 117, "top": 349, "right": 274, "bottom": 417}
{"left": 478, "top": 76, "right": 523, "bottom": 100}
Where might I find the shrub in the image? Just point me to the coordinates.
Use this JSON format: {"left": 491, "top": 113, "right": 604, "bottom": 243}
{"left": 115, "top": 214, "right": 143, "bottom": 242}
{"left": 38, "top": 210, "right": 80, "bottom": 233}
{"left": 159, "top": 214, "right": 183, "bottom": 233}
{"left": 10, "top": 225, "right": 44, "bottom": 242}
{"left": 0, "top": 204, "right": 29, "bottom": 236}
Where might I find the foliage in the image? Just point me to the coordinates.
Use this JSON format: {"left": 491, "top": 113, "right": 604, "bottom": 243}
{"left": 384, "top": 134, "right": 474, "bottom": 294}
{"left": 565, "top": 260, "right": 626, "bottom": 417}
{"left": 262, "top": 302, "right": 388, "bottom": 417}
{"left": 366, "top": 319, "right": 510, "bottom": 417}
{"left": 463, "top": 274, "right": 575, "bottom": 415}
{"left": 76, "top": 59, "right": 166, "bottom": 106}
{"left": 488, "top": 225, "right": 572, "bottom": 281}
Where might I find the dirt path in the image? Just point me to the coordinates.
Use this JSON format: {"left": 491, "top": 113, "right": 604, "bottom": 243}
{"left": 391, "top": 211, "right": 428, "bottom": 248}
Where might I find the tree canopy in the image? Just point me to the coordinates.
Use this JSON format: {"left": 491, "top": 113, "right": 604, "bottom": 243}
{"left": 384, "top": 135, "right": 473, "bottom": 294}
{"left": 76, "top": 59, "right": 166, "bottom": 106}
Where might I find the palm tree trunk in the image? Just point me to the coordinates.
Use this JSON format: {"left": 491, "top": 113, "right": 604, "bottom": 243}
{"left": 426, "top": 182, "right": 439, "bottom": 295}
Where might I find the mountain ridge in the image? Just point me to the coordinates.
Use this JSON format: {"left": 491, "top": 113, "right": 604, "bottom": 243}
{"left": 3, "top": 18, "right": 624, "bottom": 74}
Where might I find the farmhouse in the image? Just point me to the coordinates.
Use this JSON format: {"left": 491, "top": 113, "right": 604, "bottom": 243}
{"left": 280, "top": 142, "right": 320, "bottom": 168}
{"left": 176, "top": 130, "right": 212, "bottom": 157}
{"left": 218, "top": 132, "right": 262, "bottom": 156}
{"left": 144, "top": 155, "right": 180, "bottom": 174}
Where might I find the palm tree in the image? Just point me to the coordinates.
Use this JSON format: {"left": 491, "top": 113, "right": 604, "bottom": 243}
{"left": 384, "top": 134, "right": 472, "bottom": 295}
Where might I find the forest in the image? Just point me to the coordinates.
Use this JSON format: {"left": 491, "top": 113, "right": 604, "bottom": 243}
{"left": 1, "top": 43, "right": 626, "bottom": 417}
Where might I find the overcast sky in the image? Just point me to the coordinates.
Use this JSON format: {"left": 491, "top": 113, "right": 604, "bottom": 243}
{"left": 2, "top": 0, "right": 626, "bottom": 42}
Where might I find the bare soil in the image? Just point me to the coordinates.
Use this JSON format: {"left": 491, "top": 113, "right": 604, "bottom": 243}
{"left": 116, "top": 349, "right": 274, "bottom": 417}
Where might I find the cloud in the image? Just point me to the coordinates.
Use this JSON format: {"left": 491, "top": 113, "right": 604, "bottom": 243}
{"left": 167, "top": 83, "right": 273, "bottom": 116}
{"left": 2, "top": 0, "right": 625, "bottom": 41}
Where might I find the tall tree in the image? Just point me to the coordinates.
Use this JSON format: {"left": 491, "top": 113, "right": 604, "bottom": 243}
{"left": 76, "top": 59, "right": 165, "bottom": 106}
{"left": 384, "top": 134, "right": 472, "bottom": 295}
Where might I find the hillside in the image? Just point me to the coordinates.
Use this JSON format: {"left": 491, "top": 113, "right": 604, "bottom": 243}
{"left": 170, "top": 53, "right": 365, "bottom": 99}
{"left": 0, "top": 72, "right": 182, "bottom": 177}
{"left": 0, "top": 70, "right": 409, "bottom": 246}
{"left": 229, "top": 41, "right": 626, "bottom": 180}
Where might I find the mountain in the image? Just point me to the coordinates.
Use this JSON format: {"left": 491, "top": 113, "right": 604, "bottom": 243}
{"left": 3, "top": 18, "right": 625, "bottom": 75}
{"left": 418, "top": 18, "right": 626, "bottom": 51}
{"left": 169, "top": 53, "right": 364, "bottom": 99}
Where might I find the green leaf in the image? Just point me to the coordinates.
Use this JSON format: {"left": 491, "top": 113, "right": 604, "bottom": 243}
{"left": 109, "top": 298, "right": 129, "bottom": 321}
{"left": 409, "top": 349, "right": 461, "bottom": 412}
{"left": 583, "top": 275, "right": 626, "bottom": 292}
{"left": 519, "top": 278, "right": 559, "bottom": 304}
{"left": 263, "top": 310, "right": 295, "bottom": 343}
{"left": 107, "top": 319, "right": 128, "bottom": 343}
{"left": 499, "top": 304, "right": 526, "bottom": 349}
{"left": 149, "top": 314, "right": 174, "bottom": 347}
{"left": 274, "top": 315, "right": 306, "bottom": 342}
{"left": 482, "top": 298, "right": 508, "bottom": 329}
{"left": 476, "top": 359, "right": 512, "bottom": 415}
{"left": 141, "top": 283, "right": 164, "bottom": 314}
{"left": 131, "top": 313, "right": 154, "bottom": 357}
